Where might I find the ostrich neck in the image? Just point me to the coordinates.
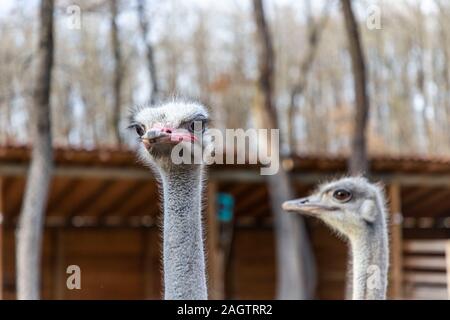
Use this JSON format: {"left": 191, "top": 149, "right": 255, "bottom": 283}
{"left": 349, "top": 224, "right": 388, "bottom": 300}
{"left": 161, "top": 165, "right": 207, "bottom": 300}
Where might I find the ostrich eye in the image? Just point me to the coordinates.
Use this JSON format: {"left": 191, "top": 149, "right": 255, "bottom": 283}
{"left": 135, "top": 124, "right": 145, "bottom": 137}
{"left": 188, "top": 119, "right": 206, "bottom": 134}
{"left": 332, "top": 189, "right": 352, "bottom": 202}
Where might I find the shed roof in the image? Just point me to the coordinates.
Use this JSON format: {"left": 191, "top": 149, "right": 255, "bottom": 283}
{"left": 1, "top": 145, "right": 450, "bottom": 228}
{"left": 2, "top": 144, "right": 450, "bottom": 173}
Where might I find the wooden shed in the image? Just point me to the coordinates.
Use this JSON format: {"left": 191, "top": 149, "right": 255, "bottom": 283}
{"left": 0, "top": 145, "right": 449, "bottom": 299}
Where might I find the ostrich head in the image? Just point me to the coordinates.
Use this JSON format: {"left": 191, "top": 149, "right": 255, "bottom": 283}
{"left": 282, "top": 177, "right": 387, "bottom": 238}
{"left": 129, "top": 101, "right": 211, "bottom": 171}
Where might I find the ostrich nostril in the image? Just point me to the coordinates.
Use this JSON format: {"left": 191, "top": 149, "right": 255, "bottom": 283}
{"left": 159, "top": 127, "right": 173, "bottom": 134}
{"left": 300, "top": 198, "right": 309, "bottom": 204}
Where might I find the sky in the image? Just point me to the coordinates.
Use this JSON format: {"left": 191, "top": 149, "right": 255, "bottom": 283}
{"left": 0, "top": 0, "right": 14, "bottom": 16}
{"left": 0, "top": 0, "right": 440, "bottom": 15}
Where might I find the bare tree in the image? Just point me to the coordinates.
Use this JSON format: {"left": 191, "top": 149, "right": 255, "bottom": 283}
{"left": 16, "top": 0, "right": 54, "bottom": 300}
{"left": 137, "top": 0, "right": 159, "bottom": 103}
{"left": 287, "top": 0, "right": 331, "bottom": 151}
{"left": 341, "top": 0, "right": 370, "bottom": 175}
{"left": 435, "top": 0, "right": 450, "bottom": 150}
{"left": 4, "top": 0, "right": 450, "bottom": 157}
{"left": 252, "top": 0, "right": 316, "bottom": 299}
{"left": 110, "top": 0, "right": 123, "bottom": 144}
{"left": 192, "top": 9, "right": 211, "bottom": 106}
{"left": 340, "top": 0, "right": 370, "bottom": 298}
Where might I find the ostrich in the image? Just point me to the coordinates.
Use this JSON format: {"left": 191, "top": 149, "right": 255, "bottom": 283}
{"left": 129, "top": 101, "right": 211, "bottom": 300}
{"left": 282, "top": 177, "right": 389, "bottom": 300}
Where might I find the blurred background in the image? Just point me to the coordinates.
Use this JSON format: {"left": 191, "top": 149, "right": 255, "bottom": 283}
{"left": 0, "top": 0, "right": 450, "bottom": 300}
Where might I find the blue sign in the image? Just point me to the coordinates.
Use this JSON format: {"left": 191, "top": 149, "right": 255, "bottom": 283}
{"left": 217, "top": 193, "right": 234, "bottom": 222}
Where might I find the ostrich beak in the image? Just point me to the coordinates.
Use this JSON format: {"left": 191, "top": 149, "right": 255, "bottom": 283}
{"left": 145, "top": 129, "right": 171, "bottom": 141}
{"left": 142, "top": 126, "right": 198, "bottom": 146}
{"left": 282, "top": 197, "right": 338, "bottom": 215}
{"left": 141, "top": 127, "right": 174, "bottom": 148}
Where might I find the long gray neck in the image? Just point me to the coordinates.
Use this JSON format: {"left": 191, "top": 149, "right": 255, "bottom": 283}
{"left": 160, "top": 165, "right": 207, "bottom": 300}
{"left": 349, "top": 224, "right": 388, "bottom": 300}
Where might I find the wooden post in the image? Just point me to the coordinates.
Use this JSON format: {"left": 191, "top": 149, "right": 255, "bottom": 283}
{"left": 389, "top": 183, "right": 403, "bottom": 299}
{"left": 446, "top": 240, "right": 450, "bottom": 300}
{"left": 207, "top": 181, "right": 224, "bottom": 299}
{"left": 142, "top": 228, "right": 154, "bottom": 299}
{"left": 0, "top": 178, "right": 4, "bottom": 299}
{"left": 52, "top": 229, "right": 65, "bottom": 299}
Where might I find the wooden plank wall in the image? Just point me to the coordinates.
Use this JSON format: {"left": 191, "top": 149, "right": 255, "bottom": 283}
{"left": 206, "top": 182, "right": 224, "bottom": 299}
{"left": 2, "top": 223, "right": 407, "bottom": 300}
{"left": 2, "top": 228, "right": 163, "bottom": 299}
{"left": 308, "top": 221, "right": 347, "bottom": 299}
{"left": 231, "top": 229, "right": 276, "bottom": 299}
{"left": 403, "top": 240, "right": 449, "bottom": 299}
{"left": 389, "top": 183, "right": 403, "bottom": 299}
{"left": 2, "top": 227, "right": 280, "bottom": 300}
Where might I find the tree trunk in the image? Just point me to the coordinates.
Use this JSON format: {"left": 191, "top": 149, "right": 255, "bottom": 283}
{"left": 137, "top": 0, "right": 159, "bottom": 104}
{"left": 16, "top": 0, "right": 54, "bottom": 300}
{"left": 252, "top": 0, "right": 316, "bottom": 299}
{"left": 341, "top": 0, "right": 370, "bottom": 175}
{"left": 287, "top": 1, "right": 330, "bottom": 151}
{"left": 341, "top": 0, "right": 370, "bottom": 299}
{"left": 110, "top": 0, "right": 123, "bottom": 144}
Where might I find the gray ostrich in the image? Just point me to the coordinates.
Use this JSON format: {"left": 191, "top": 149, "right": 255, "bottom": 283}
{"left": 129, "top": 101, "right": 211, "bottom": 300}
{"left": 282, "top": 177, "right": 389, "bottom": 300}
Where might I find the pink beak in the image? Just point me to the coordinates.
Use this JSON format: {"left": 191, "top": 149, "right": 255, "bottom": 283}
{"left": 141, "top": 124, "right": 197, "bottom": 149}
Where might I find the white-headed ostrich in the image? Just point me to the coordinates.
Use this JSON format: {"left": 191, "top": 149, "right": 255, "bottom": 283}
{"left": 129, "top": 101, "right": 211, "bottom": 300}
{"left": 282, "top": 177, "right": 389, "bottom": 300}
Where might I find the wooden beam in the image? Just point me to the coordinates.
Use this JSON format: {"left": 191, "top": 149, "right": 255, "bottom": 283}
{"left": 122, "top": 197, "right": 159, "bottom": 219}
{"left": 219, "top": 182, "right": 237, "bottom": 194}
{"left": 404, "top": 272, "right": 447, "bottom": 285}
{"left": 292, "top": 184, "right": 314, "bottom": 200}
{"left": 407, "top": 190, "right": 450, "bottom": 217}
{"left": 404, "top": 256, "right": 447, "bottom": 269}
{"left": 4, "top": 162, "right": 450, "bottom": 186}
{"left": 51, "top": 229, "right": 65, "bottom": 299}
{"left": 227, "top": 183, "right": 255, "bottom": 197}
{"left": 389, "top": 183, "right": 403, "bottom": 299}
{"left": 211, "top": 170, "right": 275, "bottom": 182}
{"left": 402, "top": 188, "right": 437, "bottom": 208}
{"left": 96, "top": 181, "right": 145, "bottom": 219}
{"left": 251, "top": 202, "right": 271, "bottom": 218}
{"left": 446, "top": 240, "right": 450, "bottom": 300}
{"left": 206, "top": 181, "right": 224, "bottom": 299}
{"left": 404, "top": 229, "right": 450, "bottom": 239}
{"left": 1, "top": 178, "right": 11, "bottom": 197}
{"left": 0, "top": 163, "right": 154, "bottom": 180}
{"left": 402, "top": 187, "right": 430, "bottom": 207}
{"left": 6, "top": 177, "right": 25, "bottom": 218}
{"left": 407, "top": 286, "right": 448, "bottom": 300}
{"left": 87, "top": 180, "right": 137, "bottom": 217}
{"left": 47, "top": 179, "right": 80, "bottom": 213}
{"left": 234, "top": 186, "right": 268, "bottom": 216}
{"left": 65, "top": 180, "right": 115, "bottom": 219}
{"left": 429, "top": 203, "right": 450, "bottom": 218}
{"left": 368, "top": 174, "right": 450, "bottom": 187}
{"left": 141, "top": 229, "right": 154, "bottom": 299}
{"left": 111, "top": 183, "right": 156, "bottom": 218}
{"left": 119, "top": 184, "right": 159, "bottom": 219}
